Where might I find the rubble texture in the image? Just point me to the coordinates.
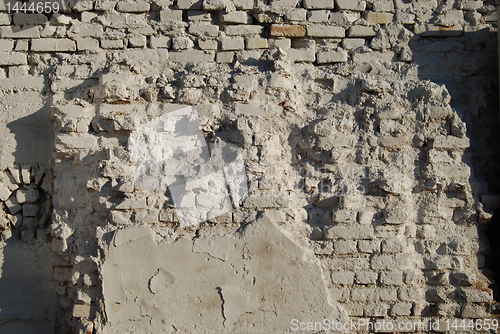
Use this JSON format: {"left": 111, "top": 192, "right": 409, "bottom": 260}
{"left": 0, "top": 0, "right": 498, "bottom": 333}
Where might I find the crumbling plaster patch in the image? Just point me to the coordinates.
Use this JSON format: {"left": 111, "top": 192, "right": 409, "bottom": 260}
{"left": 101, "top": 212, "right": 348, "bottom": 333}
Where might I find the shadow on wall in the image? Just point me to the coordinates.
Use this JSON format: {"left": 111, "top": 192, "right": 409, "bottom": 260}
{"left": 0, "top": 101, "right": 56, "bottom": 333}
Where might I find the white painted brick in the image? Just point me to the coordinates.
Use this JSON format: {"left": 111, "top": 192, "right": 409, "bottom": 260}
{"left": 221, "top": 36, "right": 244, "bottom": 51}
{"left": 149, "top": 36, "right": 170, "bottom": 48}
{"left": 307, "top": 25, "right": 345, "bottom": 37}
{"left": 77, "top": 38, "right": 100, "bottom": 51}
{"left": 304, "top": 0, "right": 334, "bottom": 9}
{"left": 0, "top": 51, "right": 27, "bottom": 65}
{"left": 32, "top": 38, "right": 76, "bottom": 52}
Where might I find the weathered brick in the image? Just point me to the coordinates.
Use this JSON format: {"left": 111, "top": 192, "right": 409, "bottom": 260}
{"left": 246, "top": 37, "right": 268, "bottom": 49}
{"left": 432, "top": 135, "right": 470, "bottom": 149}
{"left": 0, "top": 13, "right": 11, "bottom": 25}
{"left": 177, "top": 0, "right": 203, "bottom": 9}
{"left": 188, "top": 22, "right": 219, "bottom": 37}
{"left": 198, "top": 38, "right": 217, "bottom": 50}
{"left": 0, "top": 51, "right": 27, "bottom": 65}
{"left": 326, "top": 225, "right": 374, "bottom": 239}
{"left": 285, "top": 9, "right": 307, "bottom": 21}
{"left": 348, "top": 25, "right": 376, "bottom": 37}
{"left": 390, "top": 302, "right": 412, "bottom": 316}
{"left": 307, "top": 10, "right": 329, "bottom": 22}
{"left": 220, "top": 11, "right": 251, "bottom": 24}
{"left": 216, "top": 51, "right": 234, "bottom": 63}
{"left": 356, "top": 271, "right": 378, "bottom": 284}
{"left": 221, "top": 36, "right": 244, "bottom": 51}
{"left": 129, "top": 35, "right": 146, "bottom": 48}
{"left": 270, "top": 24, "right": 306, "bottom": 37}
{"left": 332, "top": 209, "right": 356, "bottom": 223}
{"left": 14, "top": 40, "right": 28, "bottom": 51}
{"left": 56, "top": 134, "right": 98, "bottom": 150}
{"left": 373, "top": 0, "right": 394, "bottom": 11}
{"left": 160, "top": 9, "right": 183, "bottom": 23}
{"left": 342, "top": 38, "right": 364, "bottom": 49}
{"left": 0, "top": 26, "right": 39, "bottom": 38}
{"left": 0, "top": 39, "right": 13, "bottom": 51}
{"left": 13, "top": 13, "right": 47, "bottom": 25}
{"left": 67, "top": 22, "right": 104, "bottom": 38}
{"left": 116, "top": 0, "right": 150, "bottom": 12}
{"left": 379, "top": 271, "right": 403, "bottom": 285}
{"left": 5, "top": 196, "right": 21, "bottom": 214}
{"left": 225, "top": 25, "right": 263, "bottom": 36}
{"left": 149, "top": 36, "right": 170, "bottom": 48}
{"left": 77, "top": 38, "right": 100, "bottom": 51}
{"left": 364, "top": 303, "right": 387, "bottom": 317}
{"left": 72, "top": 304, "right": 91, "bottom": 318}
{"left": 331, "top": 270, "right": 355, "bottom": 284}
{"left": 307, "top": 25, "right": 345, "bottom": 37}
{"left": 233, "top": 0, "right": 253, "bottom": 9}
{"left": 317, "top": 49, "right": 348, "bottom": 63}
{"left": 304, "top": 0, "right": 334, "bottom": 9}
{"left": 101, "top": 39, "right": 124, "bottom": 49}
{"left": 462, "top": 304, "right": 485, "bottom": 318}
{"left": 32, "top": 38, "right": 76, "bottom": 52}
{"left": 334, "top": 240, "right": 357, "bottom": 254}
{"left": 371, "top": 255, "right": 408, "bottom": 270}
{"left": 188, "top": 10, "right": 211, "bottom": 21}
{"left": 358, "top": 239, "right": 380, "bottom": 253}
{"left": 414, "top": 24, "right": 463, "bottom": 37}
{"left": 336, "top": 0, "right": 366, "bottom": 10}
{"left": 365, "top": 12, "right": 394, "bottom": 24}
{"left": 269, "top": 38, "right": 291, "bottom": 48}
{"left": 169, "top": 50, "right": 215, "bottom": 63}
{"left": 381, "top": 239, "right": 405, "bottom": 253}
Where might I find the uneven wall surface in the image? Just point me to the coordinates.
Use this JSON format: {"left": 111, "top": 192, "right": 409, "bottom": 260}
{"left": 0, "top": 0, "right": 499, "bottom": 333}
